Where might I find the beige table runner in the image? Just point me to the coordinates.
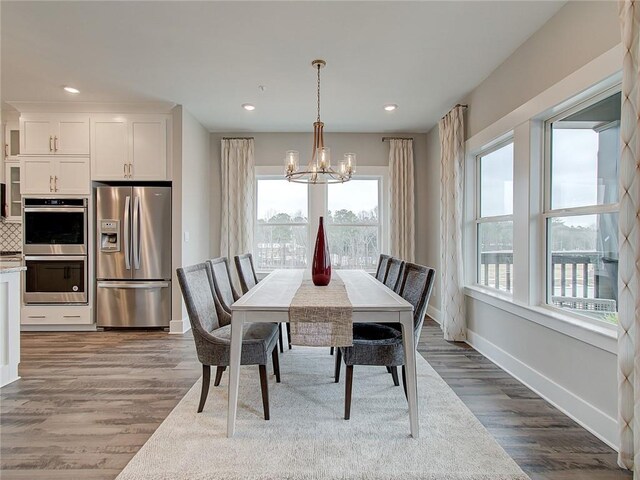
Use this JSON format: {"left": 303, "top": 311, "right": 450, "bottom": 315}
{"left": 289, "top": 274, "right": 353, "bottom": 347}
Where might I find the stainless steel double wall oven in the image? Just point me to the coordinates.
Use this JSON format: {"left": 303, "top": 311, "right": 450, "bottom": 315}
{"left": 23, "top": 198, "right": 88, "bottom": 304}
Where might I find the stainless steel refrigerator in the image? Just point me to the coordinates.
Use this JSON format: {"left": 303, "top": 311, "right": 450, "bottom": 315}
{"left": 96, "top": 186, "right": 171, "bottom": 327}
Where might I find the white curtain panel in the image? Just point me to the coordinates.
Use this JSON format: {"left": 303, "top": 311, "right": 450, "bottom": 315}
{"left": 220, "top": 138, "right": 255, "bottom": 275}
{"left": 439, "top": 106, "right": 466, "bottom": 342}
{"left": 618, "top": 0, "right": 640, "bottom": 472}
{"left": 389, "top": 139, "right": 415, "bottom": 262}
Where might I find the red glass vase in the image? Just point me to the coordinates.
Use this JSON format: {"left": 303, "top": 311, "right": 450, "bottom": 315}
{"left": 312, "top": 216, "right": 331, "bottom": 286}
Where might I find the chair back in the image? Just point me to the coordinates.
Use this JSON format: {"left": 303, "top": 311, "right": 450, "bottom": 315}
{"left": 384, "top": 257, "right": 405, "bottom": 291}
{"left": 397, "top": 262, "right": 436, "bottom": 341}
{"left": 177, "top": 263, "right": 221, "bottom": 360}
{"left": 375, "top": 254, "right": 391, "bottom": 282}
{"left": 235, "top": 253, "right": 259, "bottom": 294}
{"left": 208, "top": 257, "right": 239, "bottom": 319}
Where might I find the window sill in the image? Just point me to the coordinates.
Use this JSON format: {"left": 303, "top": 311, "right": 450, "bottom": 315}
{"left": 464, "top": 285, "right": 617, "bottom": 354}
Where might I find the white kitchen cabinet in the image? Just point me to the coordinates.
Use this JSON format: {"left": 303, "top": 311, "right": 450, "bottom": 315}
{"left": 91, "top": 117, "right": 128, "bottom": 180}
{"left": 4, "top": 162, "right": 21, "bottom": 222}
{"left": 130, "top": 118, "right": 167, "bottom": 180}
{"left": 91, "top": 114, "right": 168, "bottom": 181}
{"left": 21, "top": 305, "right": 92, "bottom": 326}
{"left": 21, "top": 114, "right": 89, "bottom": 155}
{"left": 21, "top": 157, "right": 90, "bottom": 195}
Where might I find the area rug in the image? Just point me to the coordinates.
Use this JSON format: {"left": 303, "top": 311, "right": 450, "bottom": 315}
{"left": 116, "top": 348, "right": 528, "bottom": 480}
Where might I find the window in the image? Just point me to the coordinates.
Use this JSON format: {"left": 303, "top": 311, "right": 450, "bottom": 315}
{"left": 255, "top": 178, "right": 308, "bottom": 270}
{"left": 476, "top": 141, "right": 514, "bottom": 293}
{"left": 327, "top": 179, "right": 381, "bottom": 270}
{"left": 545, "top": 90, "right": 620, "bottom": 323}
{"left": 255, "top": 168, "right": 387, "bottom": 272}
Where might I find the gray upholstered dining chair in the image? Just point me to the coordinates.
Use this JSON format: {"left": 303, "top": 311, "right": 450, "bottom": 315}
{"left": 334, "top": 262, "right": 436, "bottom": 420}
{"left": 208, "top": 257, "right": 240, "bottom": 313}
{"left": 383, "top": 257, "right": 405, "bottom": 292}
{"left": 234, "top": 253, "right": 290, "bottom": 351}
{"left": 176, "top": 262, "right": 281, "bottom": 420}
{"left": 234, "top": 253, "right": 259, "bottom": 294}
{"left": 375, "top": 254, "right": 391, "bottom": 282}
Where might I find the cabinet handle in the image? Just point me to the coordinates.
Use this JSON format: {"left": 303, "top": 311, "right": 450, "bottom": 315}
{"left": 129, "top": 163, "right": 133, "bottom": 179}
{"left": 28, "top": 315, "right": 46, "bottom": 319}
{"left": 49, "top": 136, "right": 53, "bottom": 152}
{"left": 49, "top": 175, "right": 53, "bottom": 192}
{"left": 54, "top": 136, "right": 58, "bottom": 152}
{"left": 4, "top": 143, "right": 7, "bottom": 158}
{"left": 124, "top": 163, "right": 127, "bottom": 178}
{"left": 54, "top": 176, "right": 58, "bottom": 192}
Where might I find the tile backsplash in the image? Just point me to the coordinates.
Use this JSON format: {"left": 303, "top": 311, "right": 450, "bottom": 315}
{"left": 0, "top": 222, "right": 22, "bottom": 252}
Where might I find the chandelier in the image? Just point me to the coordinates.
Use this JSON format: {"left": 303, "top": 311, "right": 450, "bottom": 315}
{"left": 284, "top": 59, "right": 356, "bottom": 184}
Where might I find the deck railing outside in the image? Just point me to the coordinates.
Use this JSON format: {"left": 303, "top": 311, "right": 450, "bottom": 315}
{"left": 479, "top": 251, "right": 618, "bottom": 313}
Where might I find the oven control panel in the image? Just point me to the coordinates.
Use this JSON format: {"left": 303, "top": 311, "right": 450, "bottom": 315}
{"left": 100, "top": 220, "right": 120, "bottom": 252}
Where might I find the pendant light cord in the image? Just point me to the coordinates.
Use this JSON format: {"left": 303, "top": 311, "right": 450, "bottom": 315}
{"left": 317, "top": 63, "right": 321, "bottom": 123}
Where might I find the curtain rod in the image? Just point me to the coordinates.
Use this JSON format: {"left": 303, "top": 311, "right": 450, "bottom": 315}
{"left": 381, "top": 137, "right": 414, "bottom": 142}
{"left": 222, "top": 137, "right": 254, "bottom": 140}
{"left": 441, "top": 104, "right": 468, "bottom": 119}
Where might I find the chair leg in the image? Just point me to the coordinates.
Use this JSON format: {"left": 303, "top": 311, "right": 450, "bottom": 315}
{"left": 344, "top": 365, "right": 354, "bottom": 420}
{"left": 386, "top": 366, "right": 392, "bottom": 373}
{"left": 330, "top": 346, "right": 334, "bottom": 355}
{"left": 213, "top": 366, "right": 226, "bottom": 387}
{"left": 286, "top": 323, "right": 292, "bottom": 349}
{"left": 278, "top": 324, "right": 284, "bottom": 353}
{"left": 272, "top": 347, "right": 281, "bottom": 383}
{"left": 334, "top": 348, "right": 342, "bottom": 383}
{"left": 197, "top": 364, "right": 211, "bottom": 413}
{"left": 259, "top": 365, "right": 270, "bottom": 420}
{"left": 390, "top": 366, "right": 400, "bottom": 387}
{"left": 401, "top": 365, "right": 407, "bottom": 400}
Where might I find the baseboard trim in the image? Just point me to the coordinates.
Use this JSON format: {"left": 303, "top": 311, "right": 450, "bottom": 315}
{"left": 427, "top": 305, "right": 442, "bottom": 324}
{"left": 169, "top": 318, "right": 191, "bottom": 335}
{"left": 466, "top": 328, "right": 618, "bottom": 451}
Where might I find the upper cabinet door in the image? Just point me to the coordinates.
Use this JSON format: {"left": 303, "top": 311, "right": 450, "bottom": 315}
{"left": 21, "top": 114, "right": 89, "bottom": 155}
{"left": 55, "top": 117, "right": 90, "bottom": 155}
{"left": 21, "top": 157, "right": 54, "bottom": 195}
{"left": 55, "top": 157, "right": 90, "bottom": 194}
{"left": 91, "top": 117, "right": 129, "bottom": 180}
{"left": 21, "top": 118, "right": 54, "bottom": 155}
{"left": 130, "top": 117, "right": 167, "bottom": 180}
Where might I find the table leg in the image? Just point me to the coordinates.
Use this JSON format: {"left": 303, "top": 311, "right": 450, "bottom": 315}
{"left": 400, "top": 311, "right": 419, "bottom": 438}
{"left": 227, "top": 311, "right": 245, "bottom": 438}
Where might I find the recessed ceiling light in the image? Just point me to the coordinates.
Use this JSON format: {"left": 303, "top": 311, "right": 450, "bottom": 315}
{"left": 242, "top": 103, "right": 256, "bottom": 111}
{"left": 384, "top": 104, "right": 398, "bottom": 112}
{"left": 63, "top": 86, "right": 80, "bottom": 94}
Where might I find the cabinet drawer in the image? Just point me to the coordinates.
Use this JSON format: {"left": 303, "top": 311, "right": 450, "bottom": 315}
{"left": 21, "top": 305, "right": 92, "bottom": 325}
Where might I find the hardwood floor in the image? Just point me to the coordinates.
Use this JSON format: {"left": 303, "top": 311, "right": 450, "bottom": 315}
{"left": 0, "top": 321, "right": 631, "bottom": 479}
{"left": 419, "top": 320, "right": 631, "bottom": 480}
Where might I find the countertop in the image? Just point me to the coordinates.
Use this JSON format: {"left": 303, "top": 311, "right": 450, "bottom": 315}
{"left": 0, "top": 264, "right": 26, "bottom": 274}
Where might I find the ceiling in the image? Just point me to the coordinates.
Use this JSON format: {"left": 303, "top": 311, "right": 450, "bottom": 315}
{"left": 1, "top": 1, "right": 565, "bottom": 133}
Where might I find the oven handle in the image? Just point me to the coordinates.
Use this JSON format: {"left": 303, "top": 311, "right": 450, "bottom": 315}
{"left": 24, "top": 207, "right": 87, "bottom": 213}
{"left": 124, "top": 196, "right": 131, "bottom": 270}
{"left": 25, "top": 255, "right": 87, "bottom": 261}
{"left": 98, "top": 281, "right": 170, "bottom": 289}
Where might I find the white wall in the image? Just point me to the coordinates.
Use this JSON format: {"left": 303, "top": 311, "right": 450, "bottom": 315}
{"left": 170, "top": 106, "right": 211, "bottom": 333}
{"left": 209, "top": 132, "right": 428, "bottom": 259}
{"left": 422, "top": 1, "right": 622, "bottom": 447}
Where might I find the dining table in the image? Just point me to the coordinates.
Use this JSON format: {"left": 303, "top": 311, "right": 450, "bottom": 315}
{"left": 227, "top": 269, "right": 419, "bottom": 438}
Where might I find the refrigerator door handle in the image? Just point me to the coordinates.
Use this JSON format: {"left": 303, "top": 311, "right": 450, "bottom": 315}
{"left": 124, "top": 196, "right": 131, "bottom": 270}
{"left": 133, "top": 196, "right": 141, "bottom": 269}
{"left": 98, "top": 281, "right": 170, "bottom": 289}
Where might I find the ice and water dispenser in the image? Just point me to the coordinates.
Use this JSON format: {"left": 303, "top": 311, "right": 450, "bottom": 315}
{"left": 100, "top": 220, "right": 120, "bottom": 252}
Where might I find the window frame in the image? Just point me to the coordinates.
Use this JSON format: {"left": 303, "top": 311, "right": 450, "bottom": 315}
{"left": 254, "top": 172, "right": 310, "bottom": 271}
{"left": 325, "top": 175, "right": 385, "bottom": 272}
{"left": 542, "top": 85, "right": 621, "bottom": 320}
{"left": 254, "top": 166, "right": 389, "bottom": 274}
{"left": 474, "top": 137, "right": 515, "bottom": 294}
